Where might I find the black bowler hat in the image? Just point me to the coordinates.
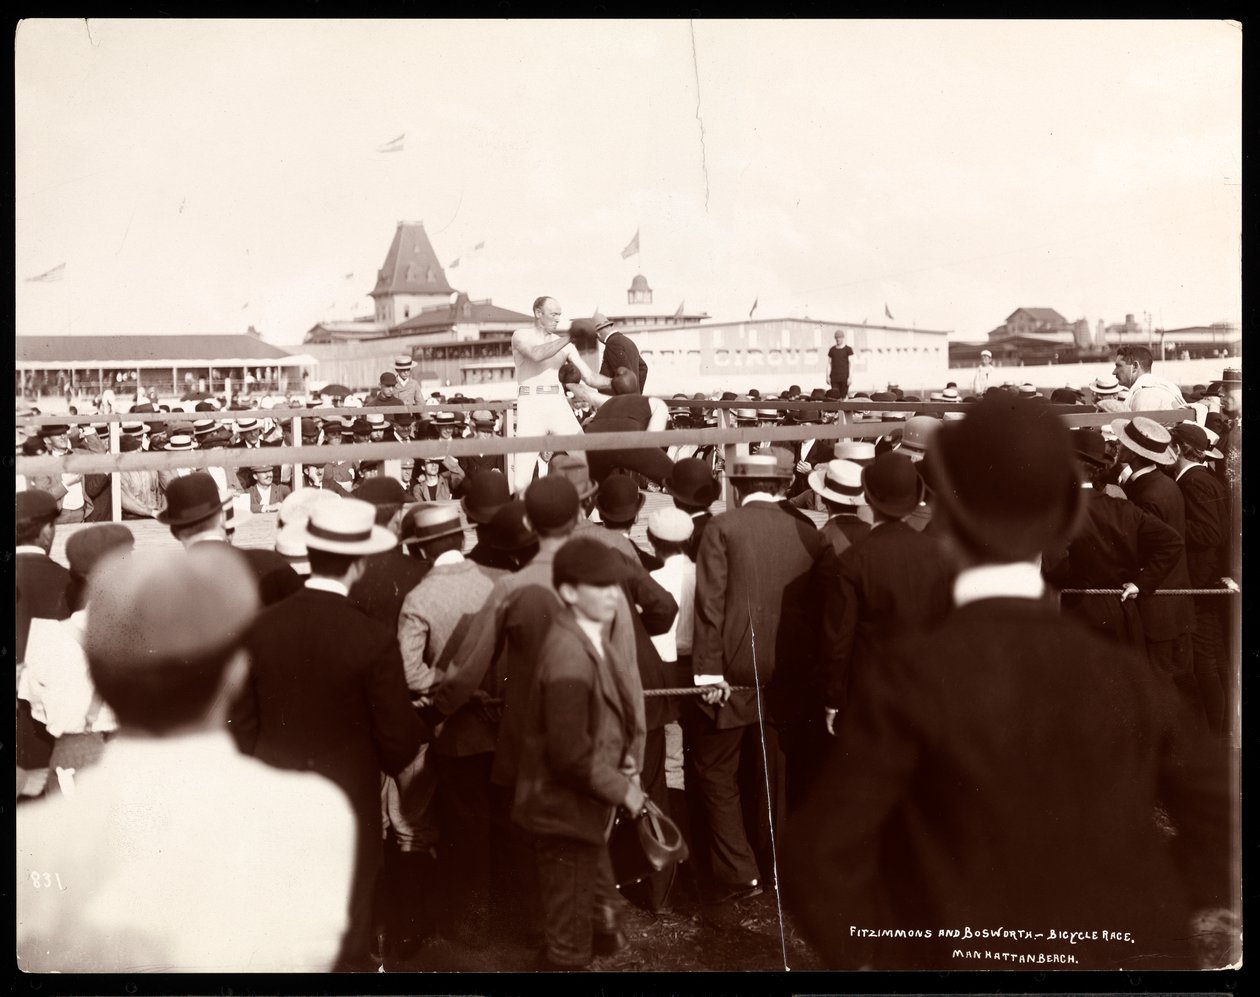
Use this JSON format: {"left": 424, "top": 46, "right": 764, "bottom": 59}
{"left": 1070, "top": 428, "right": 1109, "bottom": 467}
{"left": 461, "top": 469, "right": 512, "bottom": 524}
{"left": 664, "top": 458, "right": 720, "bottom": 508}
{"left": 595, "top": 473, "right": 645, "bottom": 524}
{"left": 930, "top": 394, "right": 1084, "bottom": 561}
{"left": 16, "top": 488, "right": 60, "bottom": 526}
{"left": 39, "top": 423, "right": 71, "bottom": 437}
{"left": 484, "top": 498, "right": 538, "bottom": 552}
{"left": 553, "top": 536, "right": 627, "bottom": 588}
{"left": 525, "top": 476, "right": 580, "bottom": 532}
{"left": 157, "top": 472, "right": 224, "bottom": 526}
{"left": 861, "top": 452, "right": 923, "bottom": 520}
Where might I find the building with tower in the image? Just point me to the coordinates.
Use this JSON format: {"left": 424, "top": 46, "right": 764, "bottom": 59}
{"left": 604, "top": 273, "right": 709, "bottom": 329}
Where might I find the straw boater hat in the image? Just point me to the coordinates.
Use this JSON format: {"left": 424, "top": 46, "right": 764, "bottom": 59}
{"left": 832, "top": 440, "right": 877, "bottom": 464}
{"left": 303, "top": 497, "right": 397, "bottom": 555}
{"left": 274, "top": 522, "right": 312, "bottom": 574}
{"left": 403, "top": 503, "right": 464, "bottom": 544}
{"left": 1111, "top": 416, "right": 1175, "bottom": 466}
{"left": 726, "top": 451, "right": 793, "bottom": 480}
{"left": 394, "top": 354, "right": 414, "bottom": 371}
{"left": 1091, "top": 374, "right": 1122, "bottom": 396}
{"left": 277, "top": 488, "right": 341, "bottom": 529}
{"left": 808, "top": 459, "right": 868, "bottom": 507}
{"left": 164, "top": 433, "right": 195, "bottom": 451}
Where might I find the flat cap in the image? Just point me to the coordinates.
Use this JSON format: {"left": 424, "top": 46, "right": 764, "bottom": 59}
{"left": 16, "top": 489, "right": 60, "bottom": 525}
{"left": 353, "top": 476, "right": 408, "bottom": 507}
{"left": 86, "top": 545, "right": 259, "bottom": 667}
{"left": 553, "top": 536, "right": 627, "bottom": 588}
{"left": 66, "top": 524, "right": 135, "bottom": 580}
{"left": 646, "top": 507, "right": 694, "bottom": 544}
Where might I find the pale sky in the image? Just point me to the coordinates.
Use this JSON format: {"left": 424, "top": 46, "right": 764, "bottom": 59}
{"left": 15, "top": 18, "right": 1242, "bottom": 346}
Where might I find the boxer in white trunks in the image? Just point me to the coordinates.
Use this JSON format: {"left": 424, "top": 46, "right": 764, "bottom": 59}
{"left": 509, "top": 296, "right": 611, "bottom": 493}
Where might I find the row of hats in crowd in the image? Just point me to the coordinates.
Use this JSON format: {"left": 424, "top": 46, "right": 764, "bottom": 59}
{"left": 16, "top": 402, "right": 508, "bottom": 457}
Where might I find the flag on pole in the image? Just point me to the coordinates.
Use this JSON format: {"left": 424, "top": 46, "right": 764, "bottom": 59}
{"left": 621, "top": 229, "right": 640, "bottom": 259}
{"left": 25, "top": 262, "right": 66, "bottom": 283}
{"left": 473, "top": 241, "right": 485, "bottom": 252}
{"left": 376, "top": 133, "right": 405, "bottom": 153}
{"left": 343, "top": 272, "right": 355, "bottom": 280}
{"left": 241, "top": 302, "right": 250, "bottom": 310}
{"left": 884, "top": 303, "right": 894, "bottom": 321}
{"left": 449, "top": 258, "right": 460, "bottom": 269}
{"left": 749, "top": 298, "right": 759, "bottom": 318}
{"left": 673, "top": 300, "right": 685, "bottom": 320}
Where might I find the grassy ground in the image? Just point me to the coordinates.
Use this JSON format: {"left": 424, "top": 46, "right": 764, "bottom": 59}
{"left": 392, "top": 873, "right": 825, "bottom": 974}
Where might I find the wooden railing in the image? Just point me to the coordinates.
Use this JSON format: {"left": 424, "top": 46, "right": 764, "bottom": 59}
{"left": 12, "top": 399, "right": 1218, "bottom": 522}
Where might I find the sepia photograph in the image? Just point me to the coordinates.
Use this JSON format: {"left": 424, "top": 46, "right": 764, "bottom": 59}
{"left": 14, "top": 16, "right": 1242, "bottom": 988}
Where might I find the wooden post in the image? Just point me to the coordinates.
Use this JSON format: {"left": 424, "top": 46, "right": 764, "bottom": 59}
{"left": 291, "top": 414, "right": 303, "bottom": 491}
{"left": 719, "top": 406, "right": 737, "bottom": 507}
{"left": 503, "top": 402, "right": 516, "bottom": 490}
{"left": 109, "top": 421, "right": 122, "bottom": 522}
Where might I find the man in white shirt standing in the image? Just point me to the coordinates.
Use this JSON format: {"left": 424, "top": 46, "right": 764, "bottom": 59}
{"left": 972, "top": 349, "right": 995, "bottom": 396}
{"left": 1115, "top": 344, "right": 1188, "bottom": 411}
{"left": 16, "top": 544, "right": 356, "bottom": 972}
{"left": 509, "top": 296, "right": 612, "bottom": 494}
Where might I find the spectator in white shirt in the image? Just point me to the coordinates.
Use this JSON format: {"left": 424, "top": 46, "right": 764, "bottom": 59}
{"left": 17, "top": 544, "right": 355, "bottom": 972}
{"left": 1114, "top": 345, "right": 1188, "bottom": 411}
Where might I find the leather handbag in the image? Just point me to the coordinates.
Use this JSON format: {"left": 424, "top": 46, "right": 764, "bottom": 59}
{"left": 608, "top": 796, "right": 689, "bottom": 888}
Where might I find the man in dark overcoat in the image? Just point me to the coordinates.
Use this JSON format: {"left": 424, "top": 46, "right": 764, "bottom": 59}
{"left": 783, "top": 394, "right": 1233, "bottom": 971}
{"left": 512, "top": 536, "right": 648, "bottom": 970}
{"left": 1042, "top": 428, "right": 1182, "bottom": 658}
{"left": 233, "top": 497, "right": 427, "bottom": 971}
{"left": 1112, "top": 416, "right": 1199, "bottom": 719}
{"left": 689, "top": 449, "right": 824, "bottom": 903}
{"left": 1170, "top": 421, "right": 1232, "bottom": 736}
{"left": 594, "top": 313, "right": 649, "bottom": 392}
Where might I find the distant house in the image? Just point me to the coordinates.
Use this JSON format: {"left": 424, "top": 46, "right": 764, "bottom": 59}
{"left": 15, "top": 334, "right": 313, "bottom": 400}
{"left": 997, "top": 308, "right": 1069, "bottom": 339}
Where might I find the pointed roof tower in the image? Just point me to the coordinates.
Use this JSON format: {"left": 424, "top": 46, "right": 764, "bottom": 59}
{"left": 370, "top": 221, "right": 455, "bottom": 299}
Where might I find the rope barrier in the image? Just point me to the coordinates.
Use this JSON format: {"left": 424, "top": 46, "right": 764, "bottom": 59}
{"left": 1059, "top": 586, "right": 1239, "bottom": 596}
{"left": 643, "top": 685, "right": 761, "bottom": 697}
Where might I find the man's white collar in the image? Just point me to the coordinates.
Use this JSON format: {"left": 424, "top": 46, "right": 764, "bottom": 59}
{"left": 953, "top": 560, "right": 1045, "bottom": 607}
